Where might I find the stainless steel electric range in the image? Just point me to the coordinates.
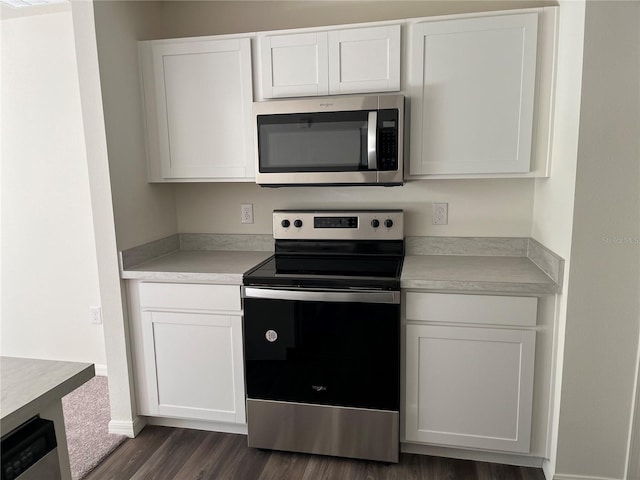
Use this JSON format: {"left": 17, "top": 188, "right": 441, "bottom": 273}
{"left": 242, "top": 210, "right": 403, "bottom": 463}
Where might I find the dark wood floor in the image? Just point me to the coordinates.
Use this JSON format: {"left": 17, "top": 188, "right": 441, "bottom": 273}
{"left": 85, "top": 426, "right": 545, "bottom": 480}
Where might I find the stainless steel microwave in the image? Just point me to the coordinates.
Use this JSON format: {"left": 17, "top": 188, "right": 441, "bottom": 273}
{"left": 253, "top": 94, "right": 404, "bottom": 187}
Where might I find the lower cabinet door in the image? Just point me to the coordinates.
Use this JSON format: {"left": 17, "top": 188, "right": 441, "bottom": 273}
{"left": 405, "top": 324, "right": 535, "bottom": 453}
{"left": 141, "top": 310, "right": 245, "bottom": 423}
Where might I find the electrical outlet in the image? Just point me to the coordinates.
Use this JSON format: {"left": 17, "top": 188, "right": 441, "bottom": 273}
{"left": 89, "top": 306, "right": 102, "bottom": 324}
{"left": 241, "top": 204, "right": 254, "bottom": 224}
{"left": 432, "top": 203, "right": 448, "bottom": 225}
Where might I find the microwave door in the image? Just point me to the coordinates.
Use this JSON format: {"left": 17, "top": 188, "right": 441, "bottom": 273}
{"left": 367, "top": 111, "right": 378, "bottom": 170}
{"left": 257, "top": 111, "right": 370, "bottom": 173}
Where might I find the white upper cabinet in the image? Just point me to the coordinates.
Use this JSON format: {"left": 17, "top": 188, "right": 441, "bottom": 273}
{"left": 327, "top": 26, "right": 401, "bottom": 95}
{"left": 139, "top": 37, "right": 254, "bottom": 181}
{"left": 260, "top": 32, "right": 329, "bottom": 98}
{"left": 408, "top": 12, "right": 539, "bottom": 175}
{"left": 259, "top": 25, "right": 401, "bottom": 99}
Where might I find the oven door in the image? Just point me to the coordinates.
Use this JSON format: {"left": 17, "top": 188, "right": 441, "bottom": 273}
{"left": 243, "top": 287, "right": 400, "bottom": 412}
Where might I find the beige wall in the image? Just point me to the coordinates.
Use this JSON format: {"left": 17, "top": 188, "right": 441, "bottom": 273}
{"left": 530, "top": 1, "right": 585, "bottom": 477}
{"left": 176, "top": 180, "right": 535, "bottom": 237}
{"left": 88, "top": 0, "right": 178, "bottom": 433}
{"left": 554, "top": 2, "right": 640, "bottom": 478}
{"left": 0, "top": 6, "right": 106, "bottom": 367}
{"left": 159, "top": 0, "right": 554, "bottom": 37}
{"left": 92, "top": 0, "right": 177, "bottom": 251}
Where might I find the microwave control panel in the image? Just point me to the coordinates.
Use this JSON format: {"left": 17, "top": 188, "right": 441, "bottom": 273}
{"left": 378, "top": 109, "right": 399, "bottom": 171}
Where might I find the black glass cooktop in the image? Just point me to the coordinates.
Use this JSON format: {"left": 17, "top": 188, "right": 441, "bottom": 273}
{"left": 244, "top": 239, "right": 404, "bottom": 290}
{"left": 244, "top": 254, "right": 403, "bottom": 290}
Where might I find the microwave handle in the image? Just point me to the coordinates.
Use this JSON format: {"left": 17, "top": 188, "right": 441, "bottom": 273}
{"left": 367, "top": 111, "right": 378, "bottom": 170}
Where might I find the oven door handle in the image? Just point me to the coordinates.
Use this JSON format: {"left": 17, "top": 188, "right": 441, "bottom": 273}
{"left": 243, "top": 287, "right": 400, "bottom": 305}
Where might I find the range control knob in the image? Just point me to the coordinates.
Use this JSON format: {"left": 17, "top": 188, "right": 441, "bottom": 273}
{"left": 294, "top": 219, "right": 303, "bottom": 228}
{"left": 281, "top": 219, "right": 291, "bottom": 228}
{"left": 384, "top": 219, "right": 394, "bottom": 228}
{"left": 371, "top": 219, "right": 380, "bottom": 228}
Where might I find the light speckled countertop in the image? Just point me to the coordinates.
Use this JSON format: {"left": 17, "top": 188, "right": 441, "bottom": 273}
{"left": 121, "top": 250, "right": 272, "bottom": 284}
{"left": 401, "top": 255, "right": 559, "bottom": 294}
{"left": 1, "top": 357, "right": 94, "bottom": 433}
{"left": 120, "top": 234, "right": 562, "bottom": 294}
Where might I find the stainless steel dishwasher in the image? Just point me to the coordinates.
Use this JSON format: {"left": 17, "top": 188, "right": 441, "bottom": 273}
{"left": 1, "top": 416, "right": 60, "bottom": 480}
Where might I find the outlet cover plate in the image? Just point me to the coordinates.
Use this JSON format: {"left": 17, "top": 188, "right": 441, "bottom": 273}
{"left": 432, "top": 203, "right": 448, "bottom": 225}
{"left": 90, "top": 306, "right": 102, "bottom": 324}
{"left": 241, "top": 204, "right": 254, "bottom": 224}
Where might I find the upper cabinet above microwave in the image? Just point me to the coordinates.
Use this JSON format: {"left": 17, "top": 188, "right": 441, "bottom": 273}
{"left": 257, "top": 24, "right": 401, "bottom": 99}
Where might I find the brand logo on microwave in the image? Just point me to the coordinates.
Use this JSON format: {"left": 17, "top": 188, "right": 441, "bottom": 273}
{"left": 319, "top": 103, "right": 334, "bottom": 108}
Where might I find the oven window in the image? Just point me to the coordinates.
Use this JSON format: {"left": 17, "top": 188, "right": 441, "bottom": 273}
{"left": 244, "top": 297, "right": 400, "bottom": 411}
{"left": 257, "top": 111, "right": 368, "bottom": 172}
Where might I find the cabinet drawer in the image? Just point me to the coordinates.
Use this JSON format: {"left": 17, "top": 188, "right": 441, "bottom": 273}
{"left": 139, "top": 283, "right": 241, "bottom": 312}
{"left": 405, "top": 292, "right": 537, "bottom": 327}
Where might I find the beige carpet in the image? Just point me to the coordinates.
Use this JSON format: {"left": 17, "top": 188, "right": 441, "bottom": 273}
{"left": 62, "top": 375, "right": 126, "bottom": 480}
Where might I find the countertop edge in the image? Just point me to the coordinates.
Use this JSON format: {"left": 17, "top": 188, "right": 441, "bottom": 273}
{"left": 121, "top": 270, "right": 245, "bottom": 284}
{"left": 400, "top": 279, "right": 560, "bottom": 295}
{"left": 1, "top": 361, "right": 95, "bottom": 434}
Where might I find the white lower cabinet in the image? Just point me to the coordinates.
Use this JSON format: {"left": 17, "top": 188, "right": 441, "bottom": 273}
{"left": 130, "top": 282, "right": 246, "bottom": 425}
{"left": 404, "top": 292, "right": 537, "bottom": 453}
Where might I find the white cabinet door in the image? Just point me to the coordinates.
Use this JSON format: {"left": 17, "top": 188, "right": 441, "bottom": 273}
{"left": 408, "top": 13, "right": 538, "bottom": 175}
{"left": 259, "top": 25, "right": 401, "bottom": 98}
{"left": 405, "top": 324, "right": 535, "bottom": 453}
{"left": 328, "top": 25, "right": 400, "bottom": 94}
{"left": 259, "top": 32, "right": 329, "bottom": 98}
{"left": 141, "top": 310, "right": 246, "bottom": 423}
{"left": 141, "top": 37, "right": 254, "bottom": 181}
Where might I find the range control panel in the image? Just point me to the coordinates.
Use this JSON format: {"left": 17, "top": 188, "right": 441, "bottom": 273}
{"left": 273, "top": 210, "right": 404, "bottom": 240}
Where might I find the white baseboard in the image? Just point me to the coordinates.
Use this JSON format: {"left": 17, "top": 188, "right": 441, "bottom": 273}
{"left": 108, "top": 415, "right": 146, "bottom": 438}
{"left": 401, "top": 442, "right": 544, "bottom": 469}
{"left": 94, "top": 364, "right": 108, "bottom": 376}
{"left": 553, "top": 475, "right": 621, "bottom": 480}
{"left": 145, "top": 416, "right": 248, "bottom": 435}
